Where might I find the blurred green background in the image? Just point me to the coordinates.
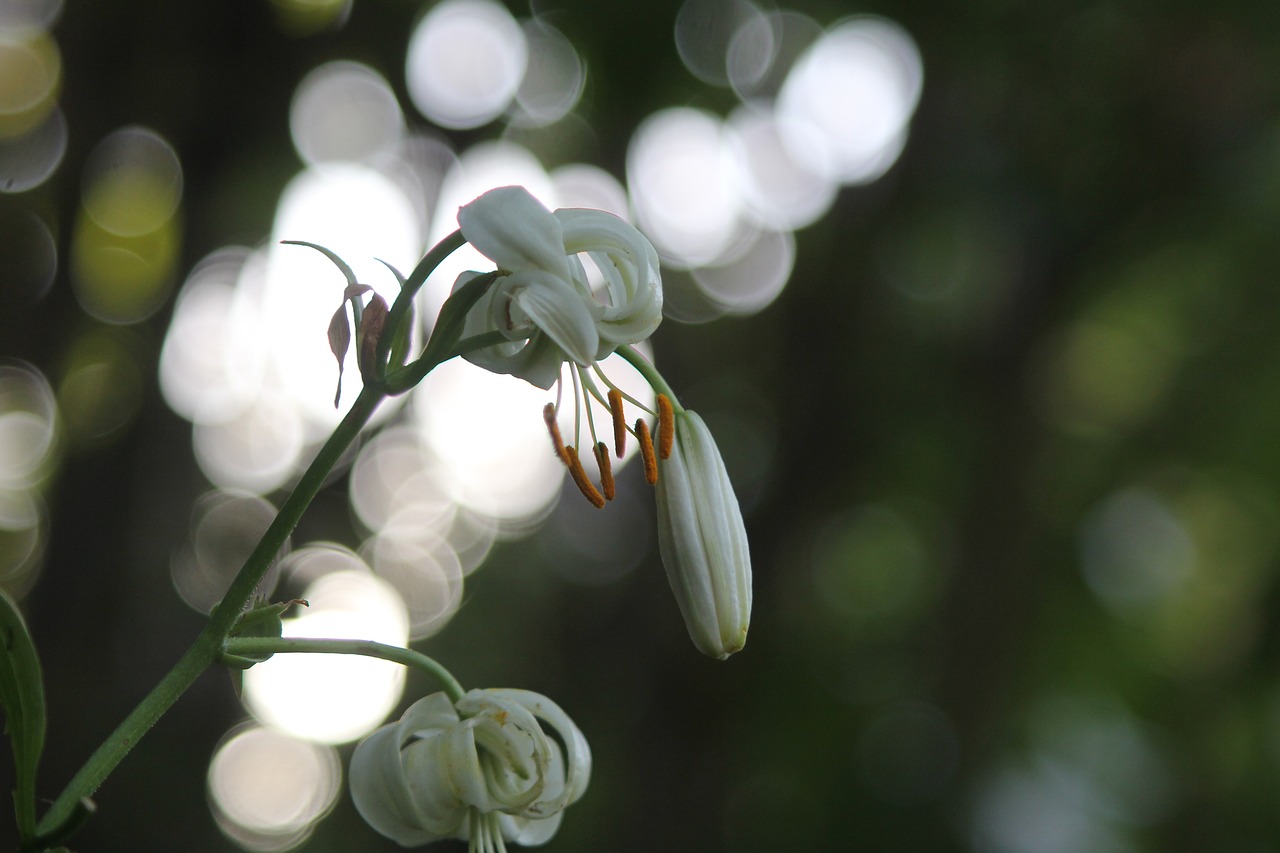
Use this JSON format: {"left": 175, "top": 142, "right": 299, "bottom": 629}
{"left": 5, "top": 0, "right": 1280, "bottom": 850}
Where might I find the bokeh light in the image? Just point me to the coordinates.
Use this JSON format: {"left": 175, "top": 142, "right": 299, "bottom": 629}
{"left": 290, "top": 61, "right": 404, "bottom": 166}
{"left": 0, "top": 26, "right": 60, "bottom": 139}
{"left": 1079, "top": 488, "right": 1194, "bottom": 611}
{"left": 242, "top": 549, "right": 409, "bottom": 744}
{"left": 727, "top": 102, "right": 834, "bottom": 231}
{"left": 0, "top": 105, "right": 65, "bottom": 192}
{"left": 776, "top": 16, "right": 923, "bottom": 185}
{"left": 171, "top": 490, "right": 284, "bottom": 614}
{"left": 691, "top": 225, "right": 795, "bottom": 314}
{"left": 811, "top": 502, "right": 946, "bottom": 640}
{"left": 71, "top": 125, "right": 183, "bottom": 324}
{"left": 509, "top": 19, "right": 584, "bottom": 128}
{"left": 405, "top": 0, "right": 527, "bottom": 130}
{"left": 971, "top": 696, "right": 1175, "bottom": 853}
{"left": 207, "top": 724, "right": 341, "bottom": 852}
{"left": 158, "top": 247, "right": 263, "bottom": 426}
{"left": 628, "top": 107, "right": 744, "bottom": 268}
{"left": 0, "top": 361, "right": 58, "bottom": 597}
{"left": 549, "top": 163, "right": 630, "bottom": 219}
{"left": 729, "top": 10, "right": 823, "bottom": 101}
{"left": 55, "top": 325, "right": 145, "bottom": 447}
{"left": 674, "top": 0, "right": 767, "bottom": 88}
{"left": 270, "top": 0, "right": 350, "bottom": 37}
{"left": 0, "top": 207, "right": 57, "bottom": 300}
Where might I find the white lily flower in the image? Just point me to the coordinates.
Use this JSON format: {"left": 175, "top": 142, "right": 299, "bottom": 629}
{"left": 454, "top": 186, "right": 663, "bottom": 389}
{"left": 350, "top": 688, "right": 591, "bottom": 851}
{"left": 654, "top": 408, "right": 752, "bottom": 660}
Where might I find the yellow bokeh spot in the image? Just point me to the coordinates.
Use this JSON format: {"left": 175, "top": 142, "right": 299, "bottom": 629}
{"left": 83, "top": 168, "right": 181, "bottom": 238}
{"left": 71, "top": 210, "right": 180, "bottom": 324}
{"left": 271, "top": 0, "right": 350, "bottom": 37}
{"left": 0, "top": 29, "right": 61, "bottom": 139}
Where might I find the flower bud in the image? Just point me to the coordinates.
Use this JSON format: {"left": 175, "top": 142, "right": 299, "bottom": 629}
{"left": 654, "top": 409, "right": 752, "bottom": 659}
{"left": 349, "top": 688, "right": 590, "bottom": 849}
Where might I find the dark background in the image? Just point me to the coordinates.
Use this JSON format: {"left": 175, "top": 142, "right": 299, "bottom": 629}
{"left": 6, "top": 0, "right": 1280, "bottom": 850}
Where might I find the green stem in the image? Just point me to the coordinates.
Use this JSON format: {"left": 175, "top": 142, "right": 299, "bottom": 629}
{"left": 383, "top": 329, "right": 510, "bottom": 393}
{"left": 377, "top": 229, "right": 466, "bottom": 374}
{"left": 223, "top": 637, "right": 466, "bottom": 704}
{"left": 35, "top": 232, "right": 475, "bottom": 846}
{"left": 35, "top": 384, "right": 386, "bottom": 841}
{"left": 616, "top": 344, "right": 681, "bottom": 408}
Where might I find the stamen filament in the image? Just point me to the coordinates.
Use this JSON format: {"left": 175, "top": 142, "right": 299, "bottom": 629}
{"left": 657, "top": 394, "right": 675, "bottom": 460}
{"left": 590, "top": 362, "right": 655, "bottom": 415}
{"left": 636, "top": 419, "right": 658, "bottom": 485}
{"left": 577, "top": 366, "right": 602, "bottom": 448}
{"left": 569, "top": 366, "right": 585, "bottom": 449}
{"left": 543, "top": 403, "right": 569, "bottom": 464}
{"left": 565, "top": 445, "right": 606, "bottom": 508}
{"left": 594, "top": 442, "right": 616, "bottom": 501}
{"left": 608, "top": 389, "right": 627, "bottom": 457}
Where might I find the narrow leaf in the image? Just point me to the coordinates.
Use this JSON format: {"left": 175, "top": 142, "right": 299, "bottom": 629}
{"left": 281, "top": 240, "right": 359, "bottom": 290}
{"left": 376, "top": 260, "right": 415, "bottom": 368}
{"left": 375, "top": 258, "right": 407, "bottom": 287}
{"left": 0, "top": 588, "right": 46, "bottom": 839}
{"left": 422, "top": 270, "right": 496, "bottom": 364}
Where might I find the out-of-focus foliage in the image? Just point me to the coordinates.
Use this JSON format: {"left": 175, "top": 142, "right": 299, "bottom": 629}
{"left": 5, "top": 0, "right": 1280, "bottom": 850}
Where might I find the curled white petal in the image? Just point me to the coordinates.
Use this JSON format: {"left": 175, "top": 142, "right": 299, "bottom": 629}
{"left": 556, "top": 207, "right": 663, "bottom": 351}
{"left": 453, "top": 186, "right": 665, "bottom": 386}
{"left": 507, "top": 269, "right": 601, "bottom": 367}
{"left": 459, "top": 185, "right": 572, "bottom": 280}
{"left": 350, "top": 693, "right": 464, "bottom": 845}
{"left": 349, "top": 688, "right": 592, "bottom": 847}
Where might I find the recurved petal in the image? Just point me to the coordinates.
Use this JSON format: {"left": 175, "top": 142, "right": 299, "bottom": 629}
{"left": 459, "top": 186, "right": 572, "bottom": 280}
{"left": 350, "top": 723, "right": 450, "bottom": 847}
{"left": 399, "top": 735, "right": 472, "bottom": 839}
{"left": 461, "top": 332, "right": 567, "bottom": 390}
{"left": 555, "top": 207, "right": 655, "bottom": 271}
{"left": 490, "top": 689, "right": 592, "bottom": 809}
{"left": 498, "top": 810, "right": 565, "bottom": 847}
{"left": 441, "top": 723, "right": 492, "bottom": 811}
{"left": 509, "top": 269, "right": 601, "bottom": 367}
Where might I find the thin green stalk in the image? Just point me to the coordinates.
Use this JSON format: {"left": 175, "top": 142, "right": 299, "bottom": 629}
{"left": 34, "top": 384, "right": 386, "bottom": 842}
{"left": 223, "top": 637, "right": 466, "bottom": 704}
{"left": 376, "top": 229, "right": 466, "bottom": 373}
{"left": 35, "top": 226, "right": 473, "bottom": 847}
{"left": 616, "top": 344, "right": 681, "bottom": 407}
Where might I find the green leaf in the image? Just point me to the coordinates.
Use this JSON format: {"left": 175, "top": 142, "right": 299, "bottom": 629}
{"left": 376, "top": 258, "right": 407, "bottom": 288}
{"left": 422, "top": 270, "right": 497, "bottom": 365}
{"left": 377, "top": 259, "right": 416, "bottom": 369}
{"left": 221, "top": 599, "right": 307, "bottom": 669}
{"left": 27, "top": 796, "right": 94, "bottom": 852}
{"left": 0, "top": 588, "right": 46, "bottom": 840}
{"left": 281, "top": 240, "right": 359, "bottom": 290}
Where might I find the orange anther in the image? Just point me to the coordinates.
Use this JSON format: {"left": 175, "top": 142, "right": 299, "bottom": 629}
{"left": 543, "top": 403, "right": 569, "bottom": 464}
{"left": 593, "top": 442, "right": 616, "bottom": 501}
{"left": 608, "top": 388, "right": 627, "bottom": 458}
{"left": 565, "top": 445, "right": 606, "bottom": 509}
{"left": 657, "top": 394, "right": 674, "bottom": 460}
{"left": 636, "top": 419, "right": 658, "bottom": 485}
